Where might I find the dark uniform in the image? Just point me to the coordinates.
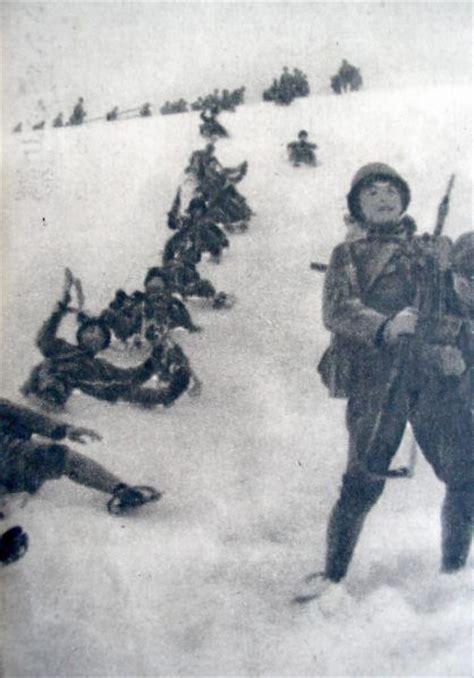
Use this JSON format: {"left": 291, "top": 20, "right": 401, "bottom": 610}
{"left": 287, "top": 133, "right": 317, "bottom": 167}
{"left": 199, "top": 109, "right": 228, "bottom": 139}
{"left": 23, "top": 303, "right": 167, "bottom": 407}
{"left": 69, "top": 98, "right": 86, "bottom": 125}
{"left": 0, "top": 399, "right": 69, "bottom": 495}
{"left": 163, "top": 214, "right": 229, "bottom": 264}
{"left": 163, "top": 260, "right": 216, "bottom": 300}
{"left": 100, "top": 290, "right": 144, "bottom": 343}
{"left": 318, "top": 164, "right": 473, "bottom": 581}
{"left": 143, "top": 289, "right": 200, "bottom": 334}
{"left": 200, "top": 163, "right": 252, "bottom": 226}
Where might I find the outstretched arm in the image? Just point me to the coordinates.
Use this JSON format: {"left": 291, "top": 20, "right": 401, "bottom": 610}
{"left": 36, "top": 281, "right": 74, "bottom": 357}
{"left": 0, "top": 398, "right": 102, "bottom": 443}
{"left": 0, "top": 398, "right": 68, "bottom": 440}
{"left": 73, "top": 355, "right": 157, "bottom": 402}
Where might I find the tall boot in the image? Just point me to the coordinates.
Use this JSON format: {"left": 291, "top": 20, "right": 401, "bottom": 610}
{"left": 325, "top": 473, "right": 385, "bottom": 582}
{"left": 441, "top": 485, "right": 473, "bottom": 573}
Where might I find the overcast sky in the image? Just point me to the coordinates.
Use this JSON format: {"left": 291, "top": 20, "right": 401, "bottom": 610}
{"left": 2, "top": 2, "right": 472, "bottom": 124}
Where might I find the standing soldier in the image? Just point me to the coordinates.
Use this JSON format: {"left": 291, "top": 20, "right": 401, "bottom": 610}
{"left": 295, "top": 164, "right": 471, "bottom": 602}
{"left": 140, "top": 103, "right": 152, "bottom": 117}
{"left": 69, "top": 97, "right": 87, "bottom": 125}
{"left": 52, "top": 113, "right": 64, "bottom": 128}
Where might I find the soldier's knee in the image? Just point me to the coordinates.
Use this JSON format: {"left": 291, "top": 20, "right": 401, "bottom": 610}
{"left": 339, "top": 471, "right": 385, "bottom": 512}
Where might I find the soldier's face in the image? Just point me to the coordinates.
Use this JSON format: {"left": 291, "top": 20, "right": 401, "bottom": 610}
{"left": 79, "top": 326, "right": 108, "bottom": 353}
{"left": 359, "top": 181, "right": 403, "bottom": 225}
{"left": 453, "top": 273, "right": 474, "bottom": 310}
{"left": 146, "top": 277, "right": 165, "bottom": 296}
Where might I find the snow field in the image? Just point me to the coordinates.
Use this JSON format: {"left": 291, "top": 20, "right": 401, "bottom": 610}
{"left": 1, "top": 84, "right": 472, "bottom": 676}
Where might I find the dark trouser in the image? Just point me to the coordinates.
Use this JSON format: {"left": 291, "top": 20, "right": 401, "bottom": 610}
{"left": 1, "top": 437, "right": 67, "bottom": 495}
{"left": 325, "top": 358, "right": 473, "bottom": 582}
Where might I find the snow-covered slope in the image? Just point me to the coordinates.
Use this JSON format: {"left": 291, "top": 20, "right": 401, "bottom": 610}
{"left": 1, "top": 85, "right": 472, "bottom": 677}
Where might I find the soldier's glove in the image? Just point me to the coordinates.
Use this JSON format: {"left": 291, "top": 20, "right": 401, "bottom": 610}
{"left": 383, "top": 307, "right": 418, "bottom": 344}
{"left": 66, "top": 426, "right": 102, "bottom": 444}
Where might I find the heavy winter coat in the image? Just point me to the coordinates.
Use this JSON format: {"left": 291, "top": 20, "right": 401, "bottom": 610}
{"left": 318, "top": 233, "right": 423, "bottom": 396}
{"left": 29, "top": 305, "right": 155, "bottom": 403}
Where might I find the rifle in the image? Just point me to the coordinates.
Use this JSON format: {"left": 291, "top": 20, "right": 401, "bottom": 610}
{"left": 434, "top": 174, "right": 455, "bottom": 237}
{"left": 364, "top": 174, "right": 455, "bottom": 481}
{"left": 63, "top": 268, "right": 85, "bottom": 314}
{"left": 167, "top": 189, "right": 182, "bottom": 229}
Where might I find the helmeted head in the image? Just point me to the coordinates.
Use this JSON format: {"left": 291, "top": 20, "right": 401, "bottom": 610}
{"left": 76, "top": 317, "right": 111, "bottom": 354}
{"left": 347, "top": 163, "right": 410, "bottom": 226}
{"left": 451, "top": 231, "right": 474, "bottom": 310}
{"left": 112, "top": 289, "right": 127, "bottom": 308}
{"left": 187, "top": 197, "right": 207, "bottom": 219}
{"left": 298, "top": 130, "right": 308, "bottom": 139}
{"left": 144, "top": 267, "right": 167, "bottom": 294}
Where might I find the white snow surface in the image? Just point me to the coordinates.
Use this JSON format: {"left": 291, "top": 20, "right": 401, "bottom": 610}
{"left": 1, "top": 85, "right": 472, "bottom": 677}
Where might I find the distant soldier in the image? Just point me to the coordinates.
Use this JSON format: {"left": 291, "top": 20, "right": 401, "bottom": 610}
{"left": 100, "top": 290, "right": 144, "bottom": 346}
{"left": 234, "top": 86, "right": 245, "bottom": 105}
{"left": 106, "top": 106, "right": 119, "bottom": 121}
{"left": 32, "top": 121, "right": 45, "bottom": 131}
{"left": 69, "top": 97, "right": 87, "bottom": 125}
{"left": 350, "top": 68, "right": 363, "bottom": 92}
{"left": 140, "top": 102, "right": 152, "bottom": 117}
{"left": 142, "top": 267, "right": 201, "bottom": 334}
{"left": 162, "top": 258, "right": 232, "bottom": 309}
{"left": 52, "top": 113, "right": 64, "bottom": 128}
{"left": 293, "top": 68, "right": 310, "bottom": 97}
{"left": 163, "top": 197, "right": 230, "bottom": 265}
{"left": 330, "top": 74, "right": 342, "bottom": 95}
{"left": 287, "top": 130, "right": 318, "bottom": 167}
{"left": 185, "top": 143, "right": 217, "bottom": 181}
{"left": 199, "top": 107, "right": 228, "bottom": 139}
{"left": 278, "top": 66, "right": 294, "bottom": 105}
{"left": 220, "top": 89, "right": 235, "bottom": 112}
